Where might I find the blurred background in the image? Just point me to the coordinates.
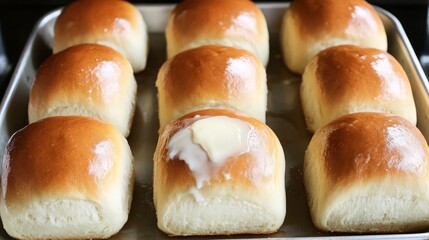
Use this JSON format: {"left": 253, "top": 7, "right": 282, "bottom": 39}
{"left": 0, "top": 0, "right": 428, "bottom": 99}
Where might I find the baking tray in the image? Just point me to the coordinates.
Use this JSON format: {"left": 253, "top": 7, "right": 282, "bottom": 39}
{"left": 1, "top": 3, "right": 429, "bottom": 239}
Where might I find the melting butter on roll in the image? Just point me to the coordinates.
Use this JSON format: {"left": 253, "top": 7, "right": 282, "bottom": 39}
{"left": 301, "top": 45, "right": 416, "bottom": 132}
{"left": 28, "top": 44, "right": 137, "bottom": 137}
{"left": 304, "top": 112, "right": 429, "bottom": 233}
{"left": 156, "top": 45, "right": 267, "bottom": 130}
{"left": 153, "top": 109, "right": 286, "bottom": 236}
{"left": 53, "top": 0, "right": 148, "bottom": 72}
{"left": 281, "top": 0, "right": 387, "bottom": 74}
{"left": 165, "top": 0, "right": 269, "bottom": 66}
{"left": 0, "top": 116, "right": 134, "bottom": 239}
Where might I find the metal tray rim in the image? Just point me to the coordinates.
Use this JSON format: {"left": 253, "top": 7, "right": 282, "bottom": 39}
{"left": 376, "top": 7, "right": 429, "bottom": 97}
{"left": 0, "top": 9, "right": 60, "bottom": 125}
{"left": 1, "top": 3, "right": 429, "bottom": 240}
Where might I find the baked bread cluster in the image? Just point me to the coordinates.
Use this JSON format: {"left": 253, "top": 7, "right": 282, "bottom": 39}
{"left": 281, "top": 0, "right": 415, "bottom": 132}
{"left": 1, "top": 0, "right": 146, "bottom": 238}
{"left": 3, "top": 0, "right": 426, "bottom": 238}
{"left": 154, "top": 0, "right": 286, "bottom": 236}
{"left": 280, "top": 0, "right": 427, "bottom": 233}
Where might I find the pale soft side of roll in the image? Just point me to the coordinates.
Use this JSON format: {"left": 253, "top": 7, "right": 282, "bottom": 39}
{"left": 301, "top": 45, "right": 416, "bottom": 132}
{"left": 0, "top": 116, "right": 134, "bottom": 239}
{"left": 165, "top": 0, "right": 269, "bottom": 66}
{"left": 28, "top": 43, "right": 137, "bottom": 137}
{"left": 304, "top": 112, "right": 429, "bottom": 233}
{"left": 53, "top": 0, "right": 148, "bottom": 72}
{"left": 281, "top": 0, "right": 387, "bottom": 74}
{"left": 156, "top": 45, "right": 267, "bottom": 130}
{"left": 153, "top": 109, "right": 286, "bottom": 236}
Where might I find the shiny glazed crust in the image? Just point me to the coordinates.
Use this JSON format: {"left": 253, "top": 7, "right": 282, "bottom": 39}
{"left": 281, "top": 0, "right": 387, "bottom": 74}
{"left": 304, "top": 112, "right": 429, "bottom": 232}
{"left": 300, "top": 45, "right": 416, "bottom": 132}
{"left": 156, "top": 45, "right": 267, "bottom": 129}
{"left": 165, "top": 0, "right": 269, "bottom": 66}
{"left": 153, "top": 109, "right": 286, "bottom": 236}
{"left": 0, "top": 116, "right": 134, "bottom": 239}
{"left": 53, "top": 0, "right": 148, "bottom": 72}
{"left": 28, "top": 44, "right": 137, "bottom": 137}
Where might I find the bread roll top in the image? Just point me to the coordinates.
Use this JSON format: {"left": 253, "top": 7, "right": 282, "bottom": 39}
{"left": 314, "top": 113, "right": 429, "bottom": 186}
{"left": 290, "top": 0, "right": 384, "bottom": 40}
{"left": 312, "top": 45, "right": 412, "bottom": 104}
{"left": 53, "top": 0, "right": 148, "bottom": 72}
{"left": 300, "top": 45, "right": 416, "bottom": 132}
{"left": 281, "top": 0, "right": 387, "bottom": 74}
{"left": 166, "top": 0, "right": 269, "bottom": 65}
{"left": 168, "top": 0, "right": 266, "bottom": 42}
{"left": 30, "top": 43, "right": 133, "bottom": 108}
{"left": 54, "top": 0, "right": 142, "bottom": 50}
{"left": 158, "top": 45, "right": 263, "bottom": 104}
{"left": 2, "top": 116, "right": 125, "bottom": 209}
{"left": 28, "top": 43, "right": 137, "bottom": 137}
{"left": 156, "top": 45, "right": 267, "bottom": 129}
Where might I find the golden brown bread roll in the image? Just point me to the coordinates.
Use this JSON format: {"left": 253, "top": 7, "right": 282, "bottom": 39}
{"left": 156, "top": 45, "right": 267, "bottom": 130}
{"left": 153, "top": 109, "right": 286, "bottom": 236}
{"left": 301, "top": 45, "right": 416, "bottom": 132}
{"left": 281, "top": 0, "right": 387, "bottom": 74}
{"left": 166, "top": 0, "right": 269, "bottom": 66}
{"left": 28, "top": 44, "right": 137, "bottom": 137}
{"left": 0, "top": 116, "right": 134, "bottom": 239}
{"left": 304, "top": 112, "right": 429, "bottom": 233}
{"left": 54, "top": 0, "right": 148, "bottom": 72}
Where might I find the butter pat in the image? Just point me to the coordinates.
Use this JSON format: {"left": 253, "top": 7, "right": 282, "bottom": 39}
{"left": 167, "top": 127, "right": 210, "bottom": 188}
{"left": 190, "top": 116, "right": 250, "bottom": 164}
{"left": 167, "top": 115, "right": 251, "bottom": 189}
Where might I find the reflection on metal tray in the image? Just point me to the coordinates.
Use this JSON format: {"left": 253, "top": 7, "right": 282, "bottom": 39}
{"left": 1, "top": 3, "right": 429, "bottom": 239}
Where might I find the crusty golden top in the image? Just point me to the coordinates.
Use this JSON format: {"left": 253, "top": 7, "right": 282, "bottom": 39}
{"left": 29, "top": 43, "right": 132, "bottom": 107}
{"left": 1, "top": 116, "right": 124, "bottom": 207}
{"left": 167, "top": 0, "right": 266, "bottom": 43}
{"left": 289, "top": 0, "right": 384, "bottom": 38}
{"left": 156, "top": 45, "right": 264, "bottom": 108}
{"left": 54, "top": 0, "right": 142, "bottom": 50}
{"left": 311, "top": 45, "right": 411, "bottom": 104}
{"left": 318, "top": 113, "right": 429, "bottom": 184}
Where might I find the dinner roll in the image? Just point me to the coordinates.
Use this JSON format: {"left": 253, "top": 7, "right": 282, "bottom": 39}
{"left": 154, "top": 109, "right": 286, "bottom": 236}
{"left": 281, "top": 0, "right": 387, "bottom": 74}
{"left": 0, "top": 116, "right": 134, "bottom": 239}
{"left": 156, "top": 45, "right": 267, "bottom": 130}
{"left": 28, "top": 44, "right": 137, "bottom": 137}
{"left": 304, "top": 112, "right": 429, "bottom": 233}
{"left": 166, "top": 0, "right": 269, "bottom": 66}
{"left": 54, "top": 0, "right": 148, "bottom": 72}
{"left": 301, "top": 45, "right": 416, "bottom": 132}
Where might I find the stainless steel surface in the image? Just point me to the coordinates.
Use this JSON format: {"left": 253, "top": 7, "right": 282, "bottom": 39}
{"left": 0, "top": 3, "right": 429, "bottom": 239}
{"left": 0, "top": 24, "right": 11, "bottom": 95}
{"left": 419, "top": 5, "right": 429, "bottom": 80}
{"left": 0, "top": 25, "right": 9, "bottom": 79}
